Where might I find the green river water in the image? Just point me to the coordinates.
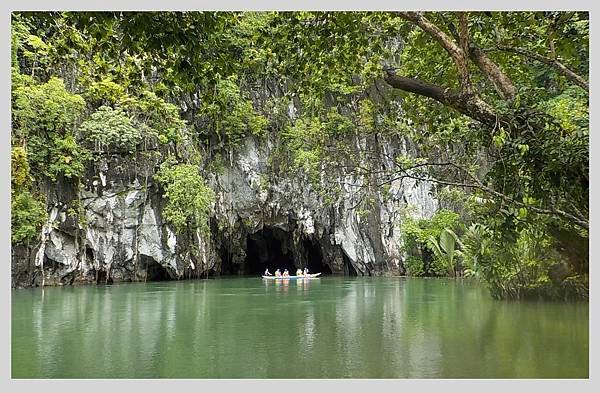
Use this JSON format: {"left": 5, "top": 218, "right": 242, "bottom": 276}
{"left": 11, "top": 277, "right": 588, "bottom": 378}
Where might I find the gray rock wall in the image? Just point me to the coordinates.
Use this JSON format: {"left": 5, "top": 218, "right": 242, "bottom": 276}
{"left": 208, "top": 134, "right": 438, "bottom": 277}
{"left": 12, "top": 130, "right": 439, "bottom": 288}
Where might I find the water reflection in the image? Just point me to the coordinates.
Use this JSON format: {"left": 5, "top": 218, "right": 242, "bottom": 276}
{"left": 12, "top": 277, "right": 588, "bottom": 378}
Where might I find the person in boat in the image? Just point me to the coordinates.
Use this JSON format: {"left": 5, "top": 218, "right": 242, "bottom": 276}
{"left": 264, "top": 268, "right": 273, "bottom": 276}
{"left": 282, "top": 269, "right": 290, "bottom": 277}
{"left": 303, "top": 267, "right": 309, "bottom": 277}
{"left": 296, "top": 268, "right": 303, "bottom": 277}
{"left": 274, "top": 269, "right": 281, "bottom": 277}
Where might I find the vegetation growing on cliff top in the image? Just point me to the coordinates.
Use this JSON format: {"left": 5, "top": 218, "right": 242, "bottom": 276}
{"left": 11, "top": 11, "right": 588, "bottom": 299}
{"left": 11, "top": 14, "right": 201, "bottom": 249}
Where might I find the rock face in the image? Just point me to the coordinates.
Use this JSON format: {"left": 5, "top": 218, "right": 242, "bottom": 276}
{"left": 11, "top": 130, "right": 438, "bottom": 288}
{"left": 210, "top": 134, "right": 438, "bottom": 277}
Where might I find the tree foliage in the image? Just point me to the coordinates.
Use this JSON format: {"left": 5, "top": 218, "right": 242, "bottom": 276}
{"left": 200, "top": 78, "right": 267, "bottom": 147}
{"left": 11, "top": 147, "right": 47, "bottom": 245}
{"left": 154, "top": 159, "right": 215, "bottom": 235}
{"left": 12, "top": 75, "right": 89, "bottom": 180}
{"left": 79, "top": 106, "right": 141, "bottom": 152}
{"left": 11, "top": 12, "right": 197, "bottom": 250}
{"left": 427, "top": 228, "right": 461, "bottom": 277}
{"left": 401, "top": 210, "right": 461, "bottom": 277}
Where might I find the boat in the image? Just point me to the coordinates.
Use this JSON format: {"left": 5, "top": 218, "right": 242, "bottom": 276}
{"left": 262, "top": 273, "right": 322, "bottom": 280}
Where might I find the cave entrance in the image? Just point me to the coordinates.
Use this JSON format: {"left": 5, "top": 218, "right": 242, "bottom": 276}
{"left": 244, "top": 227, "right": 332, "bottom": 276}
{"left": 219, "top": 238, "right": 240, "bottom": 276}
{"left": 303, "top": 237, "right": 332, "bottom": 276}
{"left": 96, "top": 269, "right": 107, "bottom": 284}
{"left": 245, "top": 227, "right": 295, "bottom": 275}
{"left": 140, "top": 255, "right": 172, "bottom": 281}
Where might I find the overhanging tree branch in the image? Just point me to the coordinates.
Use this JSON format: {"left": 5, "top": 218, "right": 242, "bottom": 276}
{"left": 469, "top": 46, "right": 517, "bottom": 101}
{"left": 381, "top": 160, "right": 589, "bottom": 230}
{"left": 395, "top": 11, "right": 472, "bottom": 93}
{"left": 438, "top": 12, "right": 516, "bottom": 102}
{"left": 457, "top": 12, "right": 473, "bottom": 94}
{"left": 439, "top": 12, "right": 517, "bottom": 101}
{"left": 388, "top": 12, "right": 502, "bottom": 126}
{"left": 496, "top": 45, "right": 589, "bottom": 91}
{"left": 383, "top": 71, "right": 497, "bottom": 125}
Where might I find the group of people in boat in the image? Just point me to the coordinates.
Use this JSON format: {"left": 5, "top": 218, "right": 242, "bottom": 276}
{"left": 264, "top": 267, "right": 310, "bottom": 277}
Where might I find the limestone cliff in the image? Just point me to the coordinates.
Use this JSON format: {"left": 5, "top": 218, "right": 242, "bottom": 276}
{"left": 11, "top": 128, "right": 438, "bottom": 288}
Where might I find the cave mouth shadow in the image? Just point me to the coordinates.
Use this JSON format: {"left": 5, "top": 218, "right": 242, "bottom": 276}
{"left": 139, "top": 255, "right": 173, "bottom": 281}
{"left": 342, "top": 251, "right": 358, "bottom": 276}
{"left": 244, "top": 227, "right": 332, "bottom": 276}
{"left": 303, "top": 237, "right": 332, "bottom": 276}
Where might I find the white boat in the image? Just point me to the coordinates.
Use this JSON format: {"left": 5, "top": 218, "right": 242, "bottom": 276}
{"left": 261, "top": 273, "right": 322, "bottom": 280}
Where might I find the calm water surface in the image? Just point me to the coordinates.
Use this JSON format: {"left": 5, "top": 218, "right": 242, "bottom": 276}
{"left": 12, "top": 277, "right": 588, "bottom": 378}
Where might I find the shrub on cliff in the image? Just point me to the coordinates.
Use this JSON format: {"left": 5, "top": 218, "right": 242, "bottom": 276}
{"left": 155, "top": 159, "right": 215, "bottom": 235}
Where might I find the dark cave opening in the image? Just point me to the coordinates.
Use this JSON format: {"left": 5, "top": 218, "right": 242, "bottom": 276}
{"left": 96, "top": 269, "right": 107, "bottom": 284}
{"left": 219, "top": 239, "right": 240, "bottom": 276}
{"left": 303, "top": 237, "right": 332, "bottom": 276}
{"left": 139, "top": 255, "right": 172, "bottom": 281}
{"left": 85, "top": 246, "right": 94, "bottom": 263}
{"left": 244, "top": 227, "right": 332, "bottom": 276}
{"left": 245, "top": 227, "right": 295, "bottom": 275}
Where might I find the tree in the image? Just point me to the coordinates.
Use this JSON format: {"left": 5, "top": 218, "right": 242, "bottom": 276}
{"left": 384, "top": 12, "right": 588, "bottom": 229}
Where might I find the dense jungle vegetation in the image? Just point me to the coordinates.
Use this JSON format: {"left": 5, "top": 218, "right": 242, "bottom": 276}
{"left": 11, "top": 11, "right": 588, "bottom": 299}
